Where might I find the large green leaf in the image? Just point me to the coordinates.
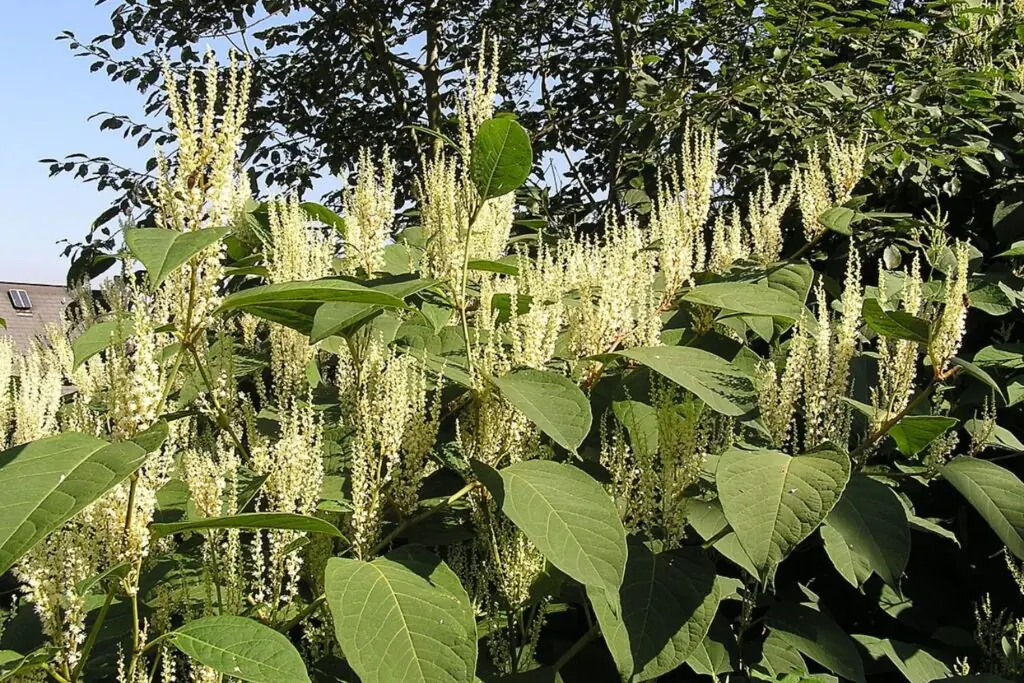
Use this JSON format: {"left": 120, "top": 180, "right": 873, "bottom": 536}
{"left": 889, "top": 416, "right": 958, "bottom": 456}
{"left": 683, "top": 283, "right": 805, "bottom": 322}
{"left": 941, "top": 457, "right": 1024, "bottom": 559}
{"left": 479, "top": 459, "right": 627, "bottom": 597}
{"left": 301, "top": 202, "right": 347, "bottom": 235}
{"left": 686, "top": 614, "right": 739, "bottom": 677}
{"left": 309, "top": 277, "right": 438, "bottom": 342}
{"left": 973, "top": 344, "right": 1024, "bottom": 371}
{"left": 169, "top": 615, "right": 310, "bottom": 683}
{"left": 879, "top": 639, "right": 951, "bottom": 683}
{"left": 469, "top": 118, "right": 533, "bottom": 199}
{"left": 756, "top": 631, "right": 808, "bottom": 678}
{"left": 822, "top": 476, "right": 909, "bottom": 587}
{"left": 490, "top": 368, "right": 592, "bottom": 452}
{"left": 71, "top": 318, "right": 136, "bottom": 369}
{"left": 818, "top": 206, "right": 856, "bottom": 235}
{"left": 150, "top": 512, "right": 347, "bottom": 541}
{"left": 611, "top": 399, "right": 659, "bottom": 460}
{"left": 124, "top": 226, "right": 231, "bottom": 290}
{"left": 324, "top": 546, "right": 477, "bottom": 683}
{"left": 862, "top": 298, "right": 930, "bottom": 343}
{"left": 616, "top": 347, "right": 756, "bottom": 417}
{"left": 0, "top": 433, "right": 147, "bottom": 575}
{"left": 716, "top": 446, "right": 851, "bottom": 573}
{"left": 218, "top": 279, "right": 407, "bottom": 315}
{"left": 589, "top": 544, "right": 719, "bottom": 681}
{"left": 764, "top": 262, "right": 814, "bottom": 304}
{"left": 765, "top": 603, "right": 865, "bottom": 683}
{"left": 685, "top": 499, "right": 759, "bottom": 579}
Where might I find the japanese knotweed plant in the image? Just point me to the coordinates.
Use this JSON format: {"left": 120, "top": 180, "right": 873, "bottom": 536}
{"left": 2, "top": 46, "right": 1024, "bottom": 683}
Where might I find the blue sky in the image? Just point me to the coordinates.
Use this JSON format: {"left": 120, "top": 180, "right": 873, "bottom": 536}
{"left": 0, "top": 1, "right": 149, "bottom": 284}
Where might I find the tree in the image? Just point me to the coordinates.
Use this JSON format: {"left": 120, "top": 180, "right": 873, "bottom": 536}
{"left": 53, "top": 0, "right": 1024, "bottom": 275}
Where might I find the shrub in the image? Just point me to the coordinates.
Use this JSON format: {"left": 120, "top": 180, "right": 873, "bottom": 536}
{"left": 2, "top": 47, "right": 1024, "bottom": 683}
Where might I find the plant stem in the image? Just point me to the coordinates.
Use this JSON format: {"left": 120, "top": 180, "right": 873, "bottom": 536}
{"left": 458, "top": 201, "right": 485, "bottom": 381}
{"left": 185, "top": 343, "right": 251, "bottom": 460}
{"left": 552, "top": 623, "right": 600, "bottom": 672}
{"left": 278, "top": 595, "right": 327, "bottom": 633}
{"left": 787, "top": 227, "right": 827, "bottom": 262}
{"left": 371, "top": 481, "right": 480, "bottom": 555}
{"left": 850, "top": 378, "right": 938, "bottom": 462}
{"left": 70, "top": 585, "right": 116, "bottom": 681}
{"left": 146, "top": 645, "right": 163, "bottom": 683}
{"left": 41, "top": 665, "right": 72, "bottom": 683}
{"left": 700, "top": 526, "right": 732, "bottom": 549}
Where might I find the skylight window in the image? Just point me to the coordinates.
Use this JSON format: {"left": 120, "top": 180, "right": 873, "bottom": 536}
{"left": 8, "top": 289, "right": 32, "bottom": 311}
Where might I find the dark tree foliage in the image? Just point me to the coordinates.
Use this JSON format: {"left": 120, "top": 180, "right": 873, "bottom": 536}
{"left": 51, "top": 0, "right": 1024, "bottom": 281}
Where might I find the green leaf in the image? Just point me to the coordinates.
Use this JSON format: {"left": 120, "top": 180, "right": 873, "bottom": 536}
{"left": 683, "top": 283, "right": 805, "bottom": 321}
{"left": 324, "top": 546, "right": 477, "bottom": 683}
{"left": 974, "top": 344, "right": 1024, "bottom": 371}
{"left": 169, "top": 615, "right": 310, "bottom": 683}
{"left": 941, "top": 457, "right": 1024, "bottom": 560}
{"left": 309, "top": 278, "right": 437, "bottom": 342}
{"left": 490, "top": 368, "right": 592, "bottom": 452}
{"left": 765, "top": 603, "right": 865, "bottom": 683}
{"left": 150, "top": 512, "right": 347, "bottom": 541}
{"left": 889, "top": 416, "right": 958, "bottom": 456}
{"left": 301, "top": 202, "right": 347, "bottom": 235}
{"left": 964, "top": 419, "right": 1024, "bottom": 451}
{"left": 686, "top": 614, "right": 739, "bottom": 676}
{"left": 821, "top": 523, "right": 871, "bottom": 587}
{"left": 686, "top": 499, "right": 760, "bottom": 579}
{"left": 757, "top": 631, "right": 808, "bottom": 678}
{"left": 818, "top": 206, "right": 856, "bottom": 235}
{"left": 219, "top": 278, "right": 407, "bottom": 314}
{"left": 480, "top": 459, "right": 627, "bottom": 597}
{"left": 716, "top": 446, "right": 851, "bottom": 573}
{"left": 589, "top": 544, "right": 719, "bottom": 681}
{"left": 71, "top": 319, "right": 135, "bottom": 369}
{"left": 862, "top": 298, "right": 930, "bottom": 343}
{"left": 951, "top": 357, "right": 1006, "bottom": 401}
{"left": 469, "top": 118, "right": 533, "bottom": 199}
{"left": 878, "top": 639, "right": 951, "bottom": 683}
{"left": 0, "top": 433, "right": 147, "bottom": 575}
{"left": 764, "top": 262, "right": 814, "bottom": 304}
{"left": 124, "top": 227, "right": 231, "bottom": 290}
{"left": 611, "top": 399, "right": 659, "bottom": 460}
{"left": 616, "top": 347, "right": 756, "bottom": 417}
{"left": 822, "top": 476, "right": 909, "bottom": 587}
{"left": 468, "top": 258, "right": 519, "bottom": 276}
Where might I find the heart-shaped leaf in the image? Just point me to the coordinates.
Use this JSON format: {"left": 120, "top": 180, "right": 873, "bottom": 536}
{"left": 822, "top": 475, "right": 909, "bottom": 587}
{"left": 616, "top": 347, "right": 756, "bottom": 417}
{"left": 889, "top": 416, "right": 958, "bottom": 456}
{"left": 589, "top": 544, "right": 719, "bottom": 681}
{"left": 941, "top": 456, "right": 1024, "bottom": 560}
{"left": 862, "top": 298, "right": 930, "bottom": 343}
{"left": 71, "top": 318, "right": 136, "bottom": 369}
{"left": 765, "top": 603, "right": 865, "bottom": 683}
{"left": 0, "top": 433, "right": 147, "bottom": 575}
{"left": 683, "top": 283, "right": 805, "bottom": 322}
{"left": 169, "top": 615, "right": 310, "bottom": 683}
{"left": 491, "top": 368, "right": 592, "bottom": 452}
{"left": 325, "top": 546, "right": 477, "bottom": 683}
{"left": 469, "top": 118, "right": 533, "bottom": 199}
{"left": 478, "top": 459, "right": 627, "bottom": 598}
{"left": 124, "top": 226, "right": 231, "bottom": 289}
{"left": 716, "top": 445, "right": 851, "bottom": 573}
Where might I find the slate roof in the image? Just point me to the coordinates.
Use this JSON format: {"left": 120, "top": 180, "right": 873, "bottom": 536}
{"left": 0, "top": 282, "right": 71, "bottom": 352}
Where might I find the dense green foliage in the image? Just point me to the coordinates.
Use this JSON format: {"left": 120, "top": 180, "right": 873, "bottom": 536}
{"left": 4, "top": 2, "right": 1024, "bottom": 681}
